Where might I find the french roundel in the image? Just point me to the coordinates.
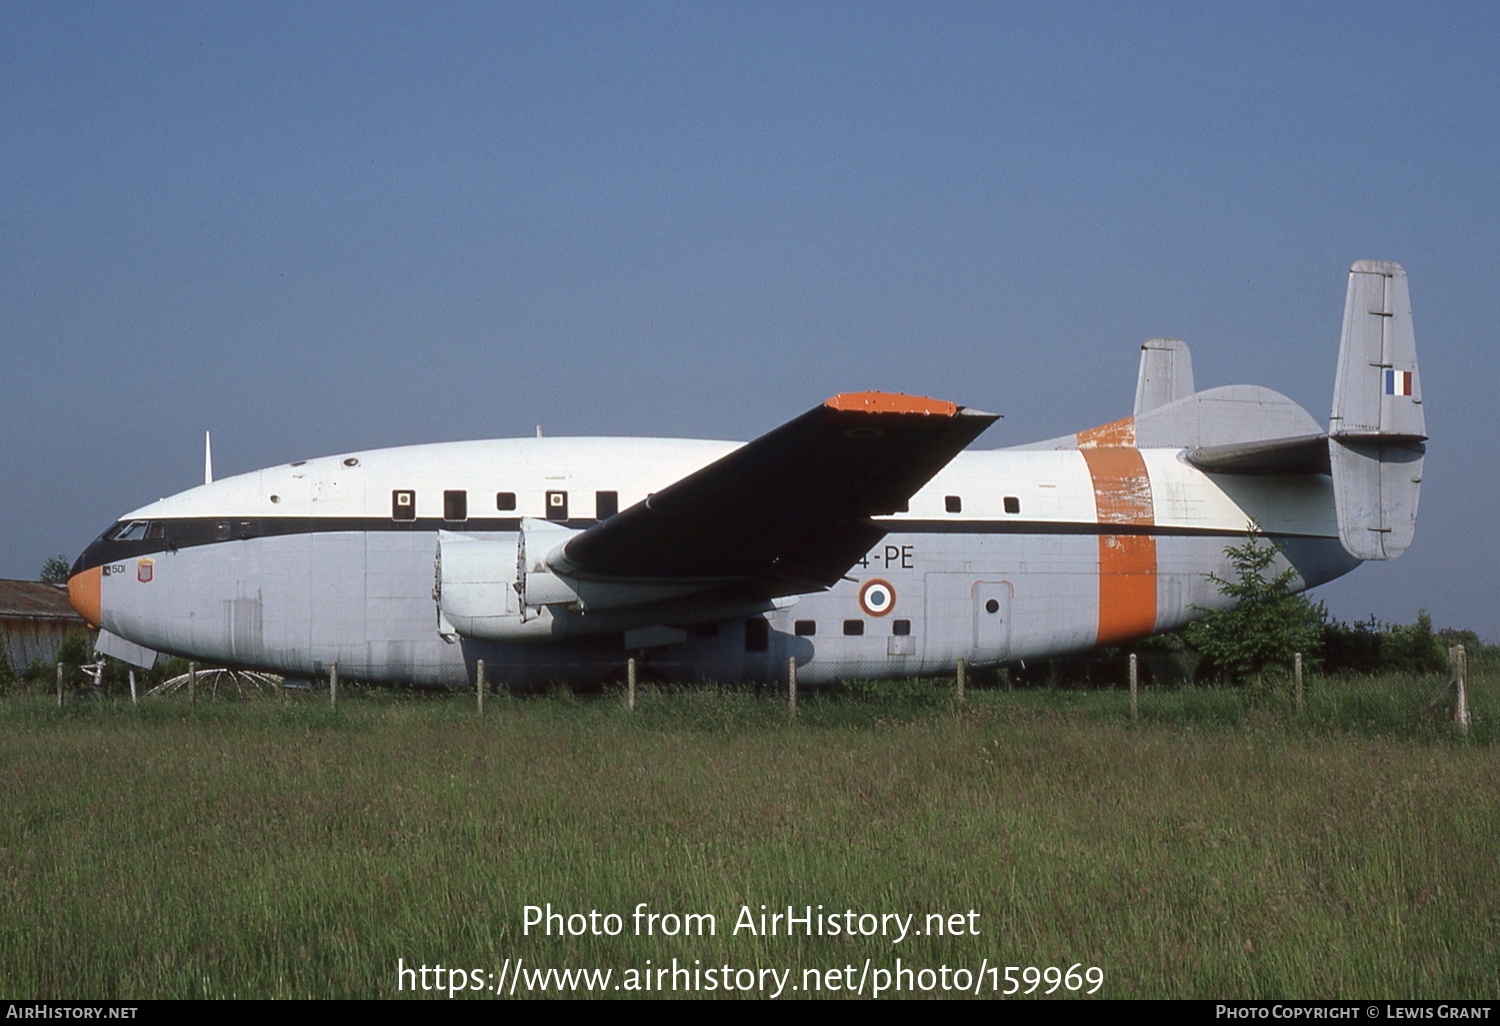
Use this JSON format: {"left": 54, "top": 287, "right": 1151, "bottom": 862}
{"left": 858, "top": 579, "right": 896, "bottom": 617}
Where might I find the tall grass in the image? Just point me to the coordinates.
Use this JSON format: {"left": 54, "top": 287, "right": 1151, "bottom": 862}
{"left": 0, "top": 675, "right": 1495, "bottom": 999}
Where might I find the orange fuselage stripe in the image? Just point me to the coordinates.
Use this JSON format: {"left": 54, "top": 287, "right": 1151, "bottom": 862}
{"left": 1077, "top": 418, "right": 1157, "bottom": 647}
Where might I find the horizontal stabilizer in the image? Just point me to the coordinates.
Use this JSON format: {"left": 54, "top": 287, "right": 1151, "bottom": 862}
{"left": 1014, "top": 385, "right": 1322, "bottom": 454}
{"left": 1135, "top": 385, "right": 1323, "bottom": 450}
{"left": 1328, "top": 261, "right": 1425, "bottom": 560}
{"left": 1186, "top": 433, "right": 1331, "bottom": 475}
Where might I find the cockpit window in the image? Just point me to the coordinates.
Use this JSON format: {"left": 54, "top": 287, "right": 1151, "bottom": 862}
{"left": 110, "top": 521, "right": 150, "bottom": 541}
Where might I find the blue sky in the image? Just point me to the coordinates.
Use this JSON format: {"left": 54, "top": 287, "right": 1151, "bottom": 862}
{"left": 3, "top": 2, "right": 1496, "bottom": 635}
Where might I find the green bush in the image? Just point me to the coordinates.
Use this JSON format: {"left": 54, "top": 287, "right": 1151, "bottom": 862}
{"left": 1185, "top": 528, "right": 1324, "bottom": 683}
{"left": 1381, "top": 611, "right": 1448, "bottom": 675}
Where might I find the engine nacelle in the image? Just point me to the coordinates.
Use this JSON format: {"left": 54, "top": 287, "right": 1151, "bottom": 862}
{"left": 435, "top": 525, "right": 765, "bottom": 643}
{"left": 434, "top": 531, "right": 525, "bottom": 639}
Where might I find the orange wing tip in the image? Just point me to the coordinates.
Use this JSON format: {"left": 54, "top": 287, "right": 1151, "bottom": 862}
{"left": 68, "top": 566, "right": 101, "bottom": 628}
{"left": 825, "top": 392, "right": 960, "bottom": 416}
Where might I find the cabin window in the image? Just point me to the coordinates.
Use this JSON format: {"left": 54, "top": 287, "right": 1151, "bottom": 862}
{"left": 214, "top": 521, "right": 231, "bottom": 541}
{"left": 444, "top": 490, "right": 468, "bottom": 522}
{"left": 892, "top": 619, "right": 911, "bottom": 636}
{"left": 144, "top": 522, "right": 165, "bottom": 541}
{"left": 794, "top": 620, "right": 816, "bottom": 636}
{"left": 496, "top": 492, "right": 517, "bottom": 511}
{"left": 1004, "top": 496, "right": 1020, "bottom": 514}
{"left": 392, "top": 490, "right": 416, "bottom": 521}
{"left": 596, "top": 491, "right": 619, "bottom": 520}
{"left": 546, "top": 490, "right": 569, "bottom": 522}
{"left": 744, "top": 618, "right": 769, "bottom": 652}
{"left": 843, "top": 620, "right": 865, "bottom": 637}
{"left": 945, "top": 495, "right": 962, "bottom": 513}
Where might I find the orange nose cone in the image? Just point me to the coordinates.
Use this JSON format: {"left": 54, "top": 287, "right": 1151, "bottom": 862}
{"left": 68, "top": 566, "right": 102, "bottom": 628}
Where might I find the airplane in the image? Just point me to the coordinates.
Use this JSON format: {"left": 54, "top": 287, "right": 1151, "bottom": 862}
{"left": 67, "top": 261, "right": 1425, "bottom": 689}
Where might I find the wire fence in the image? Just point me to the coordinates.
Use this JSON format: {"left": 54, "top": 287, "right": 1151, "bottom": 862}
{"left": 4, "top": 642, "right": 1489, "bottom": 741}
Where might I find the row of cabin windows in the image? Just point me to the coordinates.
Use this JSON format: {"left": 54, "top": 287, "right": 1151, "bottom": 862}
{"left": 943, "top": 495, "right": 1022, "bottom": 515}
{"left": 390, "top": 490, "right": 620, "bottom": 523}
{"left": 745, "top": 618, "right": 911, "bottom": 651}
{"left": 794, "top": 618, "right": 910, "bottom": 637}
{"left": 389, "top": 489, "right": 1020, "bottom": 522}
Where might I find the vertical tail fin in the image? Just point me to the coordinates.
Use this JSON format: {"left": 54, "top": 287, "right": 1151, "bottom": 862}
{"left": 1329, "top": 260, "right": 1425, "bottom": 560}
{"left": 1134, "top": 338, "right": 1194, "bottom": 415}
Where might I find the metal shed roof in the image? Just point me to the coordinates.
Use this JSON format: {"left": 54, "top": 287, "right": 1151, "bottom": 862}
{"left": 0, "top": 580, "right": 82, "bottom": 621}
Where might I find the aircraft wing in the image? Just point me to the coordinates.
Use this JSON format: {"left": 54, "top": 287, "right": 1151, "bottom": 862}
{"left": 551, "top": 393, "right": 997, "bottom": 596}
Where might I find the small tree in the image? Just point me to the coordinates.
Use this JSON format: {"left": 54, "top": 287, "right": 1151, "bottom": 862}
{"left": 1380, "top": 611, "right": 1448, "bottom": 675}
{"left": 1186, "top": 526, "right": 1324, "bottom": 684}
{"left": 39, "top": 555, "right": 71, "bottom": 584}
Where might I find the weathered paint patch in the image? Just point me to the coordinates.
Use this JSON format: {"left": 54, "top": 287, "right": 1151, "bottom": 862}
{"left": 1077, "top": 416, "right": 1137, "bottom": 450}
{"left": 1077, "top": 418, "right": 1157, "bottom": 646}
{"left": 824, "top": 392, "right": 960, "bottom": 416}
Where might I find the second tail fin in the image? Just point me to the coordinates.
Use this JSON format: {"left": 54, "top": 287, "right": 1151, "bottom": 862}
{"left": 1328, "top": 260, "right": 1426, "bottom": 560}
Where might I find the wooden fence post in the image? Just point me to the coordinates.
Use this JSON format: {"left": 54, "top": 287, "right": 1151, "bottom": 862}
{"left": 956, "top": 657, "right": 967, "bottom": 707}
{"left": 788, "top": 657, "right": 798, "bottom": 715}
{"left": 1294, "top": 652, "right": 1304, "bottom": 714}
{"left": 1451, "top": 644, "right": 1470, "bottom": 735}
{"left": 1128, "top": 652, "right": 1138, "bottom": 721}
{"left": 188, "top": 661, "right": 197, "bottom": 711}
{"left": 627, "top": 657, "right": 637, "bottom": 712}
{"left": 55, "top": 662, "right": 63, "bottom": 707}
{"left": 329, "top": 662, "right": 338, "bottom": 710}
{"left": 476, "top": 658, "right": 486, "bottom": 715}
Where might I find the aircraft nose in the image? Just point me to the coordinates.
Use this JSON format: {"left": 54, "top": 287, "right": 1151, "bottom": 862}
{"left": 68, "top": 565, "right": 102, "bottom": 628}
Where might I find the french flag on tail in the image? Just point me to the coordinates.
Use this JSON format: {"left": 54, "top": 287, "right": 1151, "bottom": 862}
{"left": 1385, "top": 369, "right": 1414, "bottom": 396}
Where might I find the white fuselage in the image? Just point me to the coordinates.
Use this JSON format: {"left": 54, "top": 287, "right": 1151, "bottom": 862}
{"left": 71, "top": 432, "right": 1354, "bottom": 687}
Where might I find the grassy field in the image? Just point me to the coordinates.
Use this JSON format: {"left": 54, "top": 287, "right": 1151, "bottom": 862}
{"left": 0, "top": 675, "right": 1495, "bottom": 999}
